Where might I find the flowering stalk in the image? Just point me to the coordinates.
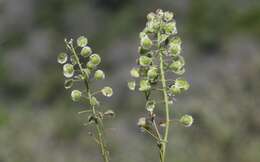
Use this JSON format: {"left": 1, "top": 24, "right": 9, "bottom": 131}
{"left": 128, "top": 9, "right": 193, "bottom": 162}
{"left": 58, "top": 36, "right": 114, "bottom": 162}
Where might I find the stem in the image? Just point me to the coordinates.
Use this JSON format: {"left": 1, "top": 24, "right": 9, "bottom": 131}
{"left": 68, "top": 42, "right": 110, "bottom": 162}
{"left": 159, "top": 52, "right": 170, "bottom": 162}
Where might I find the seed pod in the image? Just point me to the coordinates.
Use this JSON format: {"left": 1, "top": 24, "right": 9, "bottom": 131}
{"left": 86, "top": 61, "right": 96, "bottom": 70}
{"left": 71, "top": 90, "right": 82, "bottom": 102}
{"left": 179, "top": 114, "right": 193, "bottom": 127}
{"left": 101, "top": 86, "right": 113, "bottom": 97}
{"left": 94, "top": 70, "right": 105, "bottom": 80}
{"left": 90, "top": 54, "right": 101, "bottom": 65}
{"left": 57, "top": 52, "right": 68, "bottom": 64}
{"left": 146, "top": 100, "right": 156, "bottom": 112}
{"left": 139, "top": 80, "right": 151, "bottom": 91}
{"left": 147, "top": 67, "right": 158, "bottom": 79}
{"left": 141, "top": 35, "right": 153, "bottom": 49}
{"left": 139, "top": 56, "right": 152, "bottom": 67}
{"left": 128, "top": 81, "right": 136, "bottom": 91}
{"left": 169, "top": 37, "right": 181, "bottom": 56}
{"left": 90, "top": 96, "right": 99, "bottom": 106}
{"left": 130, "top": 67, "right": 140, "bottom": 78}
{"left": 64, "top": 79, "right": 74, "bottom": 89}
{"left": 80, "top": 46, "right": 92, "bottom": 57}
{"left": 77, "top": 36, "right": 88, "bottom": 47}
{"left": 63, "top": 64, "right": 74, "bottom": 78}
{"left": 137, "top": 117, "right": 147, "bottom": 127}
{"left": 104, "top": 110, "right": 115, "bottom": 118}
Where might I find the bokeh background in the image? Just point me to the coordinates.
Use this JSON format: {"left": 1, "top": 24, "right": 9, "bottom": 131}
{"left": 1, "top": 0, "right": 260, "bottom": 162}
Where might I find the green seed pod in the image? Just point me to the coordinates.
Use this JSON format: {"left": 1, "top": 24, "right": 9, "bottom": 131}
{"left": 94, "top": 70, "right": 105, "bottom": 80}
{"left": 128, "top": 81, "right": 136, "bottom": 91}
{"left": 86, "top": 61, "right": 96, "bottom": 70}
{"left": 169, "top": 37, "right": 181, "bottom": 56}
{"left": 104, "top": 110, "right": 115, "bottom": 118}
{"left": 139, "top": 80, "right": 151, "bottom": 91}
{"left": 130, "top": 67, "right": 140, "bottom": 78}
{"left": 146, "top": 100, "right": 156, "bottom": 112}
{"left": 164, "top": 21, "right": 177, "bottom": 34}
{"left": 80, "top": 46, "right": 92, "bottom": 57}
{"left": 147, "top": 12, "right": 156, "bottom": 21}
{"left": 90, "top": 96, "right": 99, "bottom": 106}
{"left": 77, "top": 36, "right": 88, "bottom": 47}
{"left": 164, "top": 11, "right": 174, "bottom": 22}
{"left": 137, "top": 117, "right": 147, "bottom": 127}
{"left": 90, "top": 54, "right": 101, "bottom": 65}
{"left": 63, "top": 63, "right": 74, "bottom": 78}
{"left": 169, "top": 85, "right": 181, "bottom": 95}
{"left": 57, "top": 52, "right": 68, "bottom": 64}
{"left": 147, "top": 67, "right": 158, "bottom": 79}
{"left": 139, "top": 56, "right": 152, "bottom": 67}
{"left": 179, "top": 114, "right": 193, "bottom": 127}
{"left": 101, "top": 86, "right": 113, "bottom": 97}
{"left": 64, "top": 79, "right": 74, "bottom": 89}
{"left": 141, "top": 35, "right": 153, "bottom": 49}
{"left": 175, "top": 78, "right": 190, "bottom": 91}
{"left": 71, "top": 90, "right": 82, "bottom": 102}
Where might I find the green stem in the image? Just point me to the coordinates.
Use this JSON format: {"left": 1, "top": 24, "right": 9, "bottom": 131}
{"left": 159, "top": 52, "right": 170, "bottom": 162}
{"left": 68, "top": 42, "right": 110, "bottom": 162}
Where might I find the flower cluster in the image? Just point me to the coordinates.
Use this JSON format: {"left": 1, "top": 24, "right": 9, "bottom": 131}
{"left": 128, "top": 9, "right": 193, "bottom": 135}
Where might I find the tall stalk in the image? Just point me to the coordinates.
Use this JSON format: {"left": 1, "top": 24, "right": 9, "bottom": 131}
{"left": 58, "top": 36, "right": 114, "bottom": 162}
{"left": 128, "top": 9, "right": 193, "bottom": 162}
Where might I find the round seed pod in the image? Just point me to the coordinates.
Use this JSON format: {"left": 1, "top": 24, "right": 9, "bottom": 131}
{"left": 94, "top": 70, "right": 105, "bottom": 80}
{"left": 71, "top": 90, "right": 82, "bottom": 102}
{"left": 179, "top": 115, "right": 193, "bottom": 127}
{"left": 90, "top": 54, "right": 101, "bottom": 65}
{"left": 80, "top": 46, "right": 92, "bottom": 57}
{"left": 63, "top": 64, "right": 74, "bottom": 78}
{"left": 77, "top": 36, "right": 88, "bottom": 47}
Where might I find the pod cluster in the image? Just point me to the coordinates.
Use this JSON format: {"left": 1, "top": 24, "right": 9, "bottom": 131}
{"left": 57, "top": 36, "right": 114, "bottom": 119}
{"left": 128, "top": 9, "right": 193, "bottom": 127}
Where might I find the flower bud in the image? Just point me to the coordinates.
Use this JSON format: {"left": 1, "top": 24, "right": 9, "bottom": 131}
{"left": 90, "top": 54, "right": 101, "bottom": 65}
{"left": 130, "top": 67, "right": 140, "bottom": 78}
{"left": 71, "top": 90, "right": 82, "bottom": 102}
{"left": 139, "top": 80, "right": 151, "bottom": 91}
{"left": 80, "top": 46, "right": 92, "bottom": 57}
{"left": 63, "top": 63, "right": 74, "bottom": 78}
{"left": 101, "top": 86, "right": 113, "bottom": 97}
{"left": 141, "top": 35, "right": 153, "bottom": 49}
{"left": 77, "top": 36, "right": 88, "bottom": 47}
{"left": 179, "top": 115, "right": 193, "bottom": 127}
{"left": 139, "top": 56, "right": 152, "bottom": 66}
{"left": 57, "top": 52, "right": 68, "bottom": 64}
{"left": 94, "top": 70, "right": 105, "bottom": 80}
{"left": 147, "top": 67, "right": 158, "bottom": 79}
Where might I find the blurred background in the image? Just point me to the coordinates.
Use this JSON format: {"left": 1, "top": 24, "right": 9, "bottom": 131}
{"left": 1, "top": 0, "right": 260, "bottom": 162}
